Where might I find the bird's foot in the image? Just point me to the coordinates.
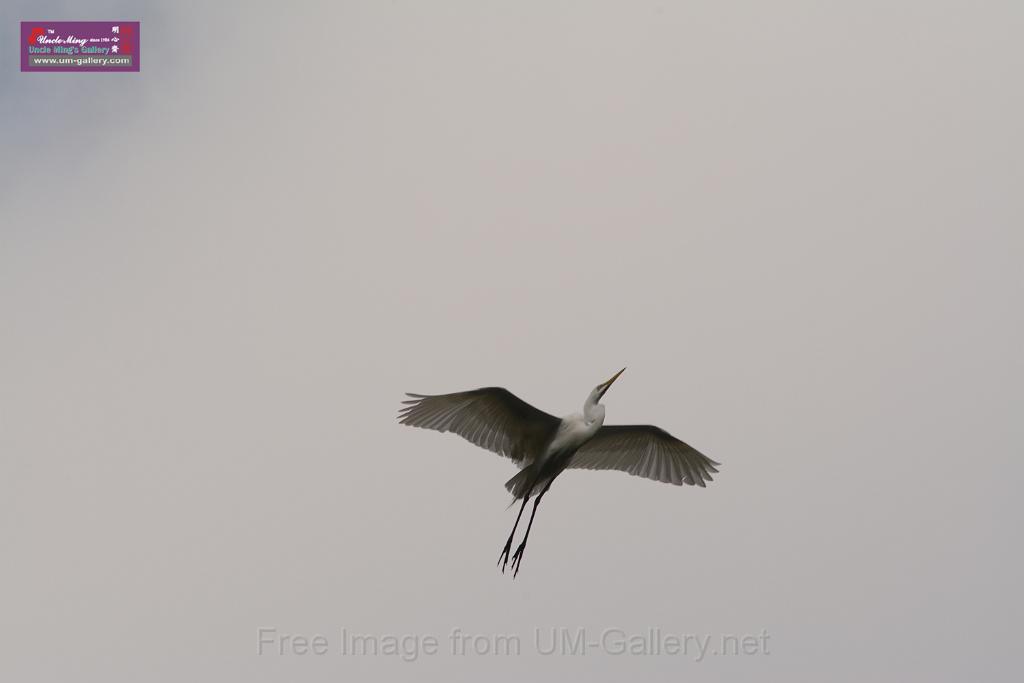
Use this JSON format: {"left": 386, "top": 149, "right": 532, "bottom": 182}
{"left": 510, "top": 542, "right": 527, "bottom": 578}
{"left": 498, "top": 538, "right": 514, "bottom": 573}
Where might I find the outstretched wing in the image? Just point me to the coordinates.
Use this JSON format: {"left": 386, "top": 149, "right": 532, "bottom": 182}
{"left": 398, "top": 388, "right": 560, "bottom": 463}
{"left": 569, "top": 425, "right": 720, "bottom": 487}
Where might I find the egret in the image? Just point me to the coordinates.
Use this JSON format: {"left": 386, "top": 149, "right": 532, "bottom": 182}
{"left": 398, "top": 368, "right": 720, "bottom": 577}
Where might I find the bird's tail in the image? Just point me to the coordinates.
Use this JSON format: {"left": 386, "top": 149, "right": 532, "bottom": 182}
{"left": 504, "top": 466, "right": 540, "bottom": 502}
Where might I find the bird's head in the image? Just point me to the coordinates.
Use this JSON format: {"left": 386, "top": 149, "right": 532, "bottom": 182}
{"left": 584, "top": 367, "right": 624, "bottom": 424}
{"left": 591, "top": 367, "right": 626, "bottom": 403}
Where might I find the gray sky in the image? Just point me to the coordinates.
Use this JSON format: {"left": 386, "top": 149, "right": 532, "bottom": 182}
{"left": 3, "top": 2, "right": 1022, "bottom": 681}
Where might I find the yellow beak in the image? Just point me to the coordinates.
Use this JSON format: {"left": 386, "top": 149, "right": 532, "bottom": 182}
{"left": 598, "top": 367, "right": 626, "bottom": 398}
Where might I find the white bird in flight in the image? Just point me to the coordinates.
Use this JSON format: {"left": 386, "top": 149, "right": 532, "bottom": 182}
{"left": 398, "top": 368, "right": 720, "bottom": 577}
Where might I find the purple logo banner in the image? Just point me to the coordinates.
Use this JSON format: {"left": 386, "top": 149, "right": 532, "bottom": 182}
{"left": 21, "top": 21, "right": 140, "bottom": 72}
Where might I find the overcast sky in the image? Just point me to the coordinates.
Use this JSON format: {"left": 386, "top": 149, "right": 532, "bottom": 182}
{"left": 3, "top": 2, "right": 1022, "bottom": 681}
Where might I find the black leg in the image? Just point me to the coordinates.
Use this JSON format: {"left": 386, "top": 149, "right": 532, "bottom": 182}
{"left": 498, "top": 493, "right": 531, "bottom": 573}
{"left": 510, "top": 481, "right": 552, "bottom": 578}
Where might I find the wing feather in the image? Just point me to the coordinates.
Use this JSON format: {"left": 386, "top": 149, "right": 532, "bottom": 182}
{"left": 569, "top": 424, "right": 719, "bottom": 487}
{"left": 398, "top": 388, "right": 559, "bottom": 463}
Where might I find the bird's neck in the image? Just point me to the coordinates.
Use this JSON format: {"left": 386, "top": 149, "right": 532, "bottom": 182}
{"left": 583, "top": 389, "right": 606, "bottom": 426}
